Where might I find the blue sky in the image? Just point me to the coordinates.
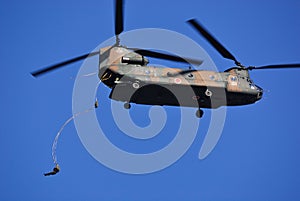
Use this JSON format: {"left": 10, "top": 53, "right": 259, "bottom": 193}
{"left": 1, "top": 0, "right": 300, "bottom": 200}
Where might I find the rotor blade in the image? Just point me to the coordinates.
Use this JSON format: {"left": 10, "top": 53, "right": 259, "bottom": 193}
{"left": 247, "top": 64, "right": 300, "bottom": 70}
{"left": 31, "top": 51, "right": 99, "bottom": 77}
{"left": 115, "top": 0, "right": 124, "bottom": 36}
{"left": 166, "top": 69, "right": 198, "bottom": 77}
{"left": 187, "top": 19, "right": 240, "bottom": 65}
{"left": 129, "top": 48, "right": 203, "bottom": 65}
{"left": 178, "top": 69, "right": 198, "bottom": 75}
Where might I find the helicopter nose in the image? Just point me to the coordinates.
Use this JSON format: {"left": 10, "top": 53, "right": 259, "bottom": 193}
{"left": 256, "top": 85, "right": 263, "bottom": 100}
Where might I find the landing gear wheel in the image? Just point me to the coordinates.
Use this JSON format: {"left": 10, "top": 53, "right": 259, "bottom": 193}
{"left": 132, "top": 81, "right": 140, "bottom": 89}
{"left": 196, "top": 109, "right": 204, "bottom": 118}
{"left": 205, "top": 89, "right": 212, "bottom": 97}
{"left": 124, "top": 102, "right": 131, "bottom": 109}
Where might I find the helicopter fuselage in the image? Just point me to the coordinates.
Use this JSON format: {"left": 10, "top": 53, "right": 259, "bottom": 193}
{"left": 98, "top": 47, "right": 263, "bottom": 109}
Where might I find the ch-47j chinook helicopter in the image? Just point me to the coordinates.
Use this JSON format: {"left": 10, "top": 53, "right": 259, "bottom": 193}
{"left": 31, "top": 0, "right": 300, "bottom": 119}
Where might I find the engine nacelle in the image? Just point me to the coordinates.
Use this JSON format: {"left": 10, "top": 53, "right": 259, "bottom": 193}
{"left": 121, "top": 56, "right": 149, "bottom": 66}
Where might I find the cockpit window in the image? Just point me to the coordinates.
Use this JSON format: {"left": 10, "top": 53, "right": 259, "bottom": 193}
{"left": 250, "top": 84, "right": 256, "bottom": 89}
{"left": 230, "top": 76, "right": 237, "bottom": 82}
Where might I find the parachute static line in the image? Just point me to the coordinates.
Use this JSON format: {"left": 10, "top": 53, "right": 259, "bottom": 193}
{"left": 51, "top": 107, "right": 94, "bottom": 165}
{"left": 44, "top": 106, "right": 96, "bottom": 176}
{"left": 100, "top": 72, "right": 112, "bottom": 81}
{"left": 69, "top": 71, "right": 98, "bottom": 80}
{"left": 44, "top": 81, "right": 101, "bottom": 176}
{"left": 82, "top": 72, "right": 98, "bottom": 77}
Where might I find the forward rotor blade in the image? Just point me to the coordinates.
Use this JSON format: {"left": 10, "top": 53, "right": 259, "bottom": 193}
{"left": 129, "top": 48, "right": 203, "bottom": 65}
{"left": 31, "top": 51, "right": 99, "bottom": 77}
{"left": 115, "top": 0, "right": 124, "bottom": 36}
{"left": 247, "top": 64, "right": 300, "bottom": 70}
{"left": 187, "top": 19, "right": 240, "bottom": 65}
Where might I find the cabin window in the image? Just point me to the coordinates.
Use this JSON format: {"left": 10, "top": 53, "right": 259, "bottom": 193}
{"left": 188, "top": 73, "right": 194, "bottom": 78}
{"left": 167, "top": 72, "right": 172, "bottom": 76}
{"left": 209, "top": 75, "right": 215, "bottom": 80}
{"left": 185, "top": 73, "right": 194, "bottom": 80}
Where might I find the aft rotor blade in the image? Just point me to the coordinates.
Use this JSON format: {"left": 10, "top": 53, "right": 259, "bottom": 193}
{"left": 187, "top": 19, "right": 240, "bottom": 66}
{"left": 129, "top": 48, "right": 203, "bottom": 65}
{"left": 31, "top": 51, "right": 99, "bottom": 77}
{"left": 115, "top": 0, "right": 124, "bottom": 36}
{"left": 247, "top": 64, "right": 300, "bottom": 70}
{"left": 166, "top": 69, "right": 198, "bottom": 77}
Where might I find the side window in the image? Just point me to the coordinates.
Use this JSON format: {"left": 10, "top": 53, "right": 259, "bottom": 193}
{"left": 185, "top": 73, "right": 195, "bottom": 80}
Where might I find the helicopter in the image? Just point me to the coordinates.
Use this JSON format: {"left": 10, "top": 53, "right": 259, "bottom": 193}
{"left": 31, "top": 0, "right": 300, "bottom": 119}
